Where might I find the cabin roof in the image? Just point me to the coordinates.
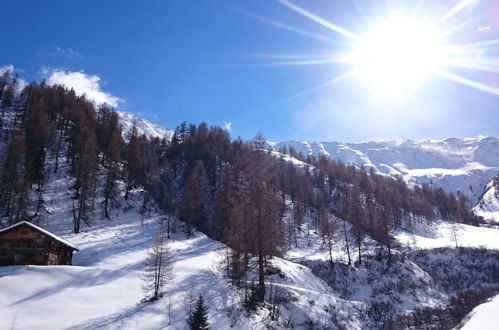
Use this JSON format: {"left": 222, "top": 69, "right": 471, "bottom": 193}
{"left": 0, "top": 221, "right": 79, "bottom": 251}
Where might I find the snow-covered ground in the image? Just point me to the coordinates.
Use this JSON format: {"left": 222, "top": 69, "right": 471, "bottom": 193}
{"left": 281, "top": 201, "right": 499, "bottom": 327}
{"left": 269, "top": 150, "right": 314, "bottom": 171}
{"left": 0, "top": 214, "right": 236, "bottom": 330}
{"left": 460, "top": 294, "right": 499, "bottom": 330}
{"left": 0, "top": 211, "right": 365, "bottom": 329}
{"left": 395, "top": 219, "right": 499, "bottom": 250}
{"left": 1, "top": 197, "right": 498, "bottom": 329}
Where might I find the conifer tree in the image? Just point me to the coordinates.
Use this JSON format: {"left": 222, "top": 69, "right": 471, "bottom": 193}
{"left": 188, "top": 295, "right": 209, "bottom": 330}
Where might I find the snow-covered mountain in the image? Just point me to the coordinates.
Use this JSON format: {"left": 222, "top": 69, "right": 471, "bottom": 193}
{"left": 117, "top": 111, "right": 174, "bottom": 140}
{"left": 269, "top": 137, "right": 499, "bottom": 204}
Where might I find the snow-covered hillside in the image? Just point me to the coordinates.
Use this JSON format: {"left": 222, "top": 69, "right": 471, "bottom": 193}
{"left": 117, "top": 111, "right": 174, "bottom": 140}
{"left": 0, "top": 203, "right": 364, "bottom": 329}
{"left": 269, "top": 137, "right": 499, "bottom": 203}
{"left": 1, "top": 170, "right": 498, "bottom": 329}
{"left": 395, "top": 219, "right": 499, "bottom": 249}
{"left": 461, "top": 295, "right": 499, "bottom": 330}
{"left": 0, "top": 161, "right": 365, "bottom": 329}
{"left": 474, "top": 175, "right": 499, "bottom": 224}
{"left": 2, "top": 195, "right": 497, "bottom": 329}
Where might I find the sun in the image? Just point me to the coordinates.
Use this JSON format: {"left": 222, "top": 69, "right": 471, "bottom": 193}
{"left": 353, "top": 18, "right": 445, "bottom": 97}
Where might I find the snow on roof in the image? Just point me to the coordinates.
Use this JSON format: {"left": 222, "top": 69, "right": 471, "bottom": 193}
{"left": 0, "top": 221, "right": 79, "bottom": 251}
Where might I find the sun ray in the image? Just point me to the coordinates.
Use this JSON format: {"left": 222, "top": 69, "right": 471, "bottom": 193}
{"left": 440, "top": 18, "right": 474, "bottom": 38}
{"left": 251, "top": 58, "right": 350, "bottom": 67}
{"left": 191, "top": 56, "right": 351, "bottom": 70}
{"left": 256, "top": 70, "right": 356, "bottom": 110}
{"left": 436, "top": 69, "right": 499, "bottom": 96}
{"left": 241, "top": 10, "right": 335, "bottom": 43}
{"left": 242, "top": 53, "right": 352, "bottom": 67}
{"left": 440, "top": 0, "right": 478, "bottom": 23}
{"left": 447, "top": 39, "right": 499, "bottom": 52}
{"left": 251, "top": 53, "right": 342, "bottom": 60}
{"left": 276, "top": 0, "right": 360, "bottom": 41}
{"left": 443, "top": 57, "right": 499, "bottom": 74}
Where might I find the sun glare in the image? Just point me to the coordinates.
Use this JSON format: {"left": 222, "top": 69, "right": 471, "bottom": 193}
{"left": 353, "top": 19, "right": 445, "bottom": 97}
{"left": 251, "top": 0, "right": 499, "bottom": 100}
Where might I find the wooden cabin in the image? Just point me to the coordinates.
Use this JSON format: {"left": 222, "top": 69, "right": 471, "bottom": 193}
{"left": 0, "top": 221, "right": 79, "bottom": 266}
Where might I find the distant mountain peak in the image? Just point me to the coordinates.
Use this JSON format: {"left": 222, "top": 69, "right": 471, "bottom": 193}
{"left": 116, "top": 111, "right": 174, "bottom": 140}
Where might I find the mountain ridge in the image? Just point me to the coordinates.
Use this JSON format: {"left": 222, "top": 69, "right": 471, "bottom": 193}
{"left": 270, "top": 137, "right": 499, "bottom": 204}
{"left": 117, "top": 111, "right": 499, "bottom": 205}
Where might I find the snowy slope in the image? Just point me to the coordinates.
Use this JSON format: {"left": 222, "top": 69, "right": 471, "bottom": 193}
{"left": 460, "top": 295, "right": 499, "bottom": 330}
{"left": 0, "top": 215, "right": 230, "bottom": 330}
{"left": 395, "top": 219, "right": 499, "bottom": 250}
{"left": 117, "top": 111, "right": 174, "bottom": 140}
{"left": 281, "top": 200, "right": 499, "bottom": 328}
{"left": 474, "top": 175, "right": 499, "bottom": 224}
{"left": 1, "top": 174, "right": 498, "bottom": 329}
{"left": 0, "top": 211, "right": 364, "bottom": 329}
{"left": 0, "top": 163, "right": 364, "bottom": 329}
{"left": 271, "top": 137, "right": 499, "bottom": 203}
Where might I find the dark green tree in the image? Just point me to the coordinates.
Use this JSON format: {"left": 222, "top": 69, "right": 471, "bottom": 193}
{"left": 188, "top": 295, "right": 209, "bottom": 330}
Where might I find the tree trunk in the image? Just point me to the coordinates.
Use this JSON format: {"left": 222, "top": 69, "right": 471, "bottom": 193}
{"left": 343, "top": 219, "right": 351, "bottom": 266}
{"left": 258, "top": 250, "right": 265, "bottom": 302}
{"left": 257, "top": 210, "right": 265, "bottom": 302}
{"left": 15, "top": 185, "right": 27, "bottom": 222}
{"left": 357, "top": 232, "right": 362, "bottom": 265}
{"left": 328, "top": 237, "right": 333, "bottom": 266}
{"left": 54, "top": 130, "right": 64, "bottom": 173}
{"left": 104, "top": 193, "right": 110, "bottom": 220}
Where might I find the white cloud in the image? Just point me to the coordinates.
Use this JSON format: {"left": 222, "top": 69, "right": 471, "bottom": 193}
{"left": 0, "top": 65, "right": 15, "bottom": 75}
{"left": 44, "top": 69, "right": 121, "bottom": 107}
{"left": 54, "top": 47, "right": 83, "bottom": 59}
{"left": 37, "top": 46, "right": 83, "bottom": 59}
{"left": 478, "top": 26, "right": 492, "bottom": 33}
{"left": 0, "top": 64, "right": 27, "bottom": 91}
{"left": 223, "top": 121, "right": 232, "bottom": 131}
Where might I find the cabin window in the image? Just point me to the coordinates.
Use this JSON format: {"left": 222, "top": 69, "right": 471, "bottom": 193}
{"left": 21, "top": 230, "right": 28, "bottom": 235}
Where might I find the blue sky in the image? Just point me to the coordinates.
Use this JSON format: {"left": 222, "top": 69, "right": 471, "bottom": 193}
{"left": 1, "top": 0, "right": 499, "bottom": 142}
